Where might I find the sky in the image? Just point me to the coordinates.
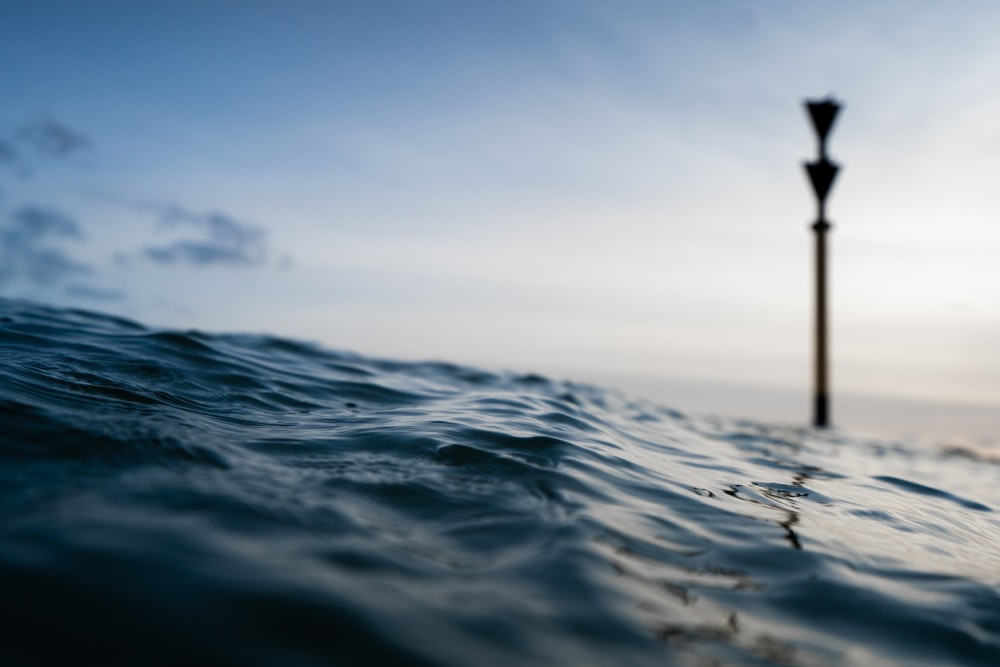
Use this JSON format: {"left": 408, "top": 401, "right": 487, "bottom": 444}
{"left": 2, "top": 0, "right": 1000, "bottom": 422}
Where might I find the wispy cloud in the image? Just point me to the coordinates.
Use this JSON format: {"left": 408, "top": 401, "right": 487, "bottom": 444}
{"left": 143, "top": 205, "right": 268, "bottom": 267}
{"left": 64, "top": 284, "right": 124, "bottom": 301}
{"left": 93, "top": 195, "right": 274, "bottom": 268}
{"left": 0, "top": 118, "right": 105, "bottom": 298}
{"left": 0, "top": 111, "right": 285, "bottom": 310}
{"left": 9, "top": 205, "right": 83, "bottom": 240}
{"left": 0, "top": 117, "right": 90, "bottom": 178}
{"left": 0, "top": 140, "right": 17, "bottom": 165}
{"left": 16, "top": 117, "right": 92, "bottom": 159}
{"left": 0, "top": 205, "right": 92, "bottom": 287}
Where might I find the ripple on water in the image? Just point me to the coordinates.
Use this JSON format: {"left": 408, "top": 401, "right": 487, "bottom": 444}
{"left": 2, "top": 296, "right": 1000, "bottom": 666}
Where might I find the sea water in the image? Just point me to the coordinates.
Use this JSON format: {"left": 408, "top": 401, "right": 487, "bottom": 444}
{"left": 1, "top": 297, "right": 998, "bottom": 666}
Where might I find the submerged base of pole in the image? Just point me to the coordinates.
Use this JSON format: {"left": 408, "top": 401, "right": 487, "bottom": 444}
{"left": 813, "top": 394, "right": 829, "bottom": 428}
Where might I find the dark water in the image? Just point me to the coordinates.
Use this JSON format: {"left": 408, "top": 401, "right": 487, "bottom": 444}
{"left": 2, "top": 298, "right": 999, "bottom": 667}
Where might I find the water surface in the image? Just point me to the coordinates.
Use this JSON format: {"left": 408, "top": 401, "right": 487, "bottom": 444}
{"left": 2, "top": 298, "right": 999, "bottom": 666}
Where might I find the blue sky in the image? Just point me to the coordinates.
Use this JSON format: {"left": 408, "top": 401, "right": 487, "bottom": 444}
{"left": 2, "top": 0, "right": 1000, "bottom": 412}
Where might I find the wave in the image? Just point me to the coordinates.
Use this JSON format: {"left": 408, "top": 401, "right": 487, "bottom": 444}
{"left": 1, "top": 297, "right": 998, "bottom": 666}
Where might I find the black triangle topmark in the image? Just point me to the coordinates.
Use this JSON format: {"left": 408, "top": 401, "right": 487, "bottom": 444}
{"left": 805, "top": 159, "right": 839, "bottom": 203}
{"left": 805, "top": 99, "right": 841, "bottom": 146}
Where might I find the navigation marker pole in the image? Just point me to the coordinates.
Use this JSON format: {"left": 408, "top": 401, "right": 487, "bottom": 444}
{"left": 803, "top": 97, "right": 842, "bottom": 429}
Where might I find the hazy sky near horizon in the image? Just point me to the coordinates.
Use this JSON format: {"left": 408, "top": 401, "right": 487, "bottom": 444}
{"left": 2, "top": 0, "right": 1000, "bottom": 407}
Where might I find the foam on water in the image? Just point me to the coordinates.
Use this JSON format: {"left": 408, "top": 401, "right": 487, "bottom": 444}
{"left": 2, "top": 297, "right": 999, "bottom": 666}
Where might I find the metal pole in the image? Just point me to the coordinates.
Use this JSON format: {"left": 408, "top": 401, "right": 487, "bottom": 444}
{"left": 813, "top": 217, "right": 829, "bottom": 427}
{"left": 803, "top": 97, "right": 841, "bottom": 429}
